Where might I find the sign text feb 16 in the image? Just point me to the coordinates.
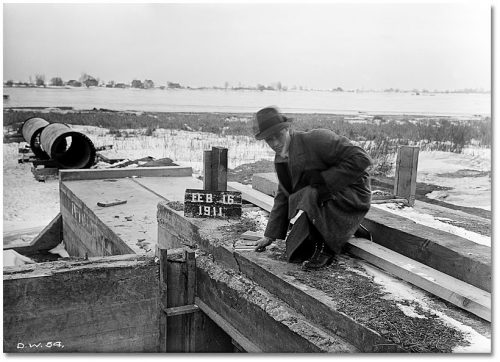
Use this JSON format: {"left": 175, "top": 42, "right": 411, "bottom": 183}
{"left": 184, "top": 189, "right": 242, "bottom": 219}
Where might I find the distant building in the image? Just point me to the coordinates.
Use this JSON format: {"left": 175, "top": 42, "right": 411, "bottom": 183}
{"left": 143, "top": 79, "right": 154, "bottom": 89}
{"left": 83, "top": 78, "right": 98, "bottom": 87}
{"left": 167, "top": 81, "right": 181, "bottom": 89}
{"left": 114, "top": 83, "right": 128, "bottom": 89}
{"left": 131, "top": 80, "right": 143, "bottom": 88}
{"left": 66, "top": 80, "right": 82, "bottom": 87}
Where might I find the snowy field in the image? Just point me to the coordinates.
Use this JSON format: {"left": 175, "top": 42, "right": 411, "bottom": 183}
{"left": 2, "top": 126, "right": 491, "bottom": 244}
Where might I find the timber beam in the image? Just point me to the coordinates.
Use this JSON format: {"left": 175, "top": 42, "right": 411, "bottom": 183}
{"left": 243, "top": 176, "right": 491, "bottom": 292}
{"left": 157, "top": 202, "right": 490, "bottom": 352}
{"left": 59, "top": 166, "right": 192, "bottom": 181}
{"left": 195, "top": 253, "right": 358, "bottom": 353}
{"left": 158, "top": 202, "right": 402, "bottom": 352}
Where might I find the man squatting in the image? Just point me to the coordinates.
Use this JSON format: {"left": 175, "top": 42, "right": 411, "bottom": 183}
{"left": 253, "top": 106, "right": 372, "bottom": 270}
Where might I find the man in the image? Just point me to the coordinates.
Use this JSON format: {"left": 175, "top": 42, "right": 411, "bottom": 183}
{"left": 253, "top": 106, "right": 372, "bottom": 270}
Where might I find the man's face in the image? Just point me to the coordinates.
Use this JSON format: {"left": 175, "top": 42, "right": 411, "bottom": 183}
{"left": 265, "top": 128, "right": 290, "bottom": 155}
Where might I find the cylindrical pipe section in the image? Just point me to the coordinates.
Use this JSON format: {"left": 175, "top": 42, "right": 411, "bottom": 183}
{"left": 21, "top": 117, "right": 50, "bottom": 159}
{"left": 40, "top": 123, "right": 96, "bottom": 169}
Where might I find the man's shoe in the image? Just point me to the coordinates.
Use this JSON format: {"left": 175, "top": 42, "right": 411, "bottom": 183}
{"left": 301, "top": 242, "right": 335, "bottom": 270}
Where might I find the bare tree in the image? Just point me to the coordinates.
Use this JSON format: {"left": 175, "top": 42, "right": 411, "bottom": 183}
{"left": 50, "top": 77, "right": 64, "bottom": 86}
{"left": 35, "top": 74, "right": 45, "bottom": 87}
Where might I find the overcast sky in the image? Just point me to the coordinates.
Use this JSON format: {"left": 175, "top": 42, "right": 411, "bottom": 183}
{"left": 2, "top": 1, "right": 491, "bottom": 90}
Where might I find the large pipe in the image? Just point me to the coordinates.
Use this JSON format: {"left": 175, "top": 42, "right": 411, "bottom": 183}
{"left": 40, "top": 123, "right": 96, "bottom": 169}
{"left": 21, "top": 117, "right": 50, "bottom": 159}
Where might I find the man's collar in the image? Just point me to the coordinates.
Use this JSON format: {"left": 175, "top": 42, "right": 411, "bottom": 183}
{"left": 275, "top": 154, "right": 288, "bottom": 163}
{"left": 274, "top": 129, "right": 293, "bottom": 163}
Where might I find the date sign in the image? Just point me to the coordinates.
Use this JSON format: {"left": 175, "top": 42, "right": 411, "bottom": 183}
{"left": 184, "top": 189, "right": 242, "bottom": 219}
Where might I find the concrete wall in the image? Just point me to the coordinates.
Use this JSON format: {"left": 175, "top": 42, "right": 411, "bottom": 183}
{"left": 60, "top": 182, "right": 134, "bottom": 258}
{"left": 3, "top": 255, "right": 160, "bottom": 353}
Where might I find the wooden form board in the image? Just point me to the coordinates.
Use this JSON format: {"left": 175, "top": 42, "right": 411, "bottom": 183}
{"left": 157, "top": 203, "right": 491, "bottom": 352}
{"left": 157, "top": 202, "right": 392, "bottom": 352}
{"left": 59, "top": 166, "right": 192, "bottom": 181}
{"left": 241, "top": 230, "right": 492, "bottom": 320}
{"left": 60, "top": 176, "right": 202, "bottom": 258}
{"left": 195, "top": 297, "right": 262, "bottom": 353}
{"left": 3, "top": 255, "right": 160, "bottom": 352}
{"left": 160, "top": 247, "right": 234, "bottom": 353}
{"left": 345, "top": 237, "right": 491, "bottom": 321}
{"left": 227, "top": 181, "right": 275, "bottom": 211}
{"left": 60, "top": 181, "right": 139, "bottom": 258}
{"left": 3, "top": 213, "right": 62, "bottom": 253}
{"left": 195, "top": 253, "right": 358, "bottom": 353}
{"left": 394, "top": 146, "right": 419, "bottom": 206}
{"left": 242, "top": 177, "right": 491, "bottom": 292}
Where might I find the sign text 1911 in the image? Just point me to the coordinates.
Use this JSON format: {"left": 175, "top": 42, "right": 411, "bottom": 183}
{"left": 184, "top": 189, "right": 242, "bottom": 219}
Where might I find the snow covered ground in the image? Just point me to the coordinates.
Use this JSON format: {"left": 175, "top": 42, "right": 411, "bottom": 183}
{"left": 2, "top": 126, "right": 491, "bottom": 238}
{"left": 349, "top": 262, "right": 491, "bottom": 353}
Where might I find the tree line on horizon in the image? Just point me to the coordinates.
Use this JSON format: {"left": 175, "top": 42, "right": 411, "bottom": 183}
{"left": 2, "top": 73, "right": 490, "bottom": 94}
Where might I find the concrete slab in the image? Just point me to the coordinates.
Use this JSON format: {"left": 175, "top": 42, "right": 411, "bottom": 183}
{"left": 61, "top": 176, "right": 202, "bottom": 257}
{"left": 157, "top": 202, "right": 491, "bottom": 353}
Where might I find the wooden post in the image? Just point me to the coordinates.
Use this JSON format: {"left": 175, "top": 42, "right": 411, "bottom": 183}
{"left": 394, "top": 146, "right": 419, "bottom": 206}
{"left": 203, "top": 147, "right": 228, "bottom": 191}
{"left": 158, "top": 247, "right": 168, "bottom": 352}
{"left": 185, "top": 249, "right": 196, "bottom": 352}
{"left": 211, "top": 147, "right": 228, "bottom": 191}
{"left": 203, "top": 150, "right": 213, "bottom": 191}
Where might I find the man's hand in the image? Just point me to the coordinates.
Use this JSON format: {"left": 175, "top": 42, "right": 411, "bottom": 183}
{"left": 254, "top": 237, "right": 274, "bottom": 252}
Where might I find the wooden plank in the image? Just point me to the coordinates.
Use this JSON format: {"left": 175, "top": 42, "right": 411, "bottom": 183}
{"left": 243, "top": 229, "right": 491, "bottom": 320}
{"left": 4, "top": 213, "right": 62, "bottom": 254}
{"left": 156, "top": 204, "right": 384, "bottom": 352}
{"left": 195, "top": 256, "right": 358, "bottom": 353}
{"left": 243, "top": 178, "right": 491, "bottom": 292}
{"left": 362, "top": 207, "right": 491, "bottom": 292}
{"left": 371, "top": 198, "right": 409, "bottom": 205}
{"left": 59, "top": 166, "right": 192, "bottom": 181}
{"left": 163, "top": 248, "right": 192, "bottom": 352}
{"left": 345, "top": 238, "right": 491, "bottom": 321}
{"left": 195, "top": 297, "right": 262, "bottom": 353}
{"left": 159, "top": 248, "right": 168, "bottom": 353}
{"left": 186, "top": 249, "right": 196, "bottom": 304}
{"left": 185, "top": 248, "right": 196, "bottom": 352}
{"left": 32, "top": 160, "right": 58, "bottom": 168}
{"left": 394, "top": 146, "right": 419, "bottom": 206}
{"left": 165, "top": 304, "right": 200, "bottom": 317}
{"left": 3, "top": 256, "right": 159, "bottom": 353}
{"left": 3, "top": 226, "right": 46, "bottom": 249}
{"left": 228, "top": 181, "right": 274, "bottom": 212}
{"left": 158, "top": 203, "right": 492, "bottom": 352}
{"left": 240, "top": 230, "right": 262, "bottom": 241}
{"left": 203, "top": 150, "right": 213, "bottom": 190}
{"left": 191, "top": 310, "right": 234, "bottom": 352}
{"left": 97, "top": 199, "right": 127, "bottom": 207}
{"left": 413, "top": 200, "right": 491, "bottom": 236}
{"left": 210, "top": 147, "right": 228, "bottom": 191}
{"left": 252, "top": 173, "right": 279, "bottom": 197}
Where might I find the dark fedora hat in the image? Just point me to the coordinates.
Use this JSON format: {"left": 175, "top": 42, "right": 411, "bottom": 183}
{"left": 253, "top": 106, "right": 292, "bottom": 140}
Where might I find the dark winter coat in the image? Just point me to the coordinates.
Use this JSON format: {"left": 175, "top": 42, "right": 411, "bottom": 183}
{"left": 264, "top": 129, "right": 372, "bottom": 254}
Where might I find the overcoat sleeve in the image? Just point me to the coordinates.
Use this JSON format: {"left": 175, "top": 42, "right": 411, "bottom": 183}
{"left": 307, "top": 130, "right": 372, "bottom": 193}
{"left": 264, "top": 184, "right": 289, "bottom": 240}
